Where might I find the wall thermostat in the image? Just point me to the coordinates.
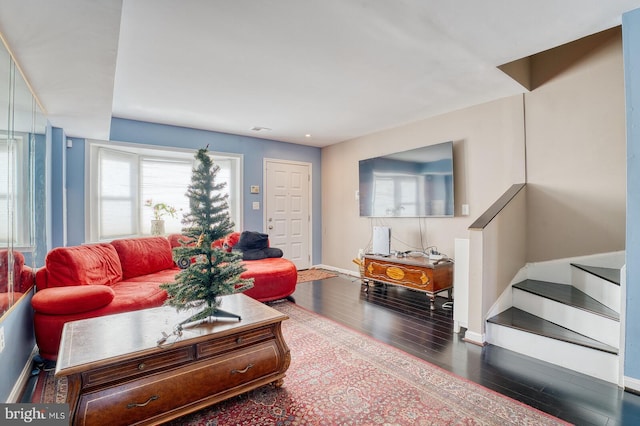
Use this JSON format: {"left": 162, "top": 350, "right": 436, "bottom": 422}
{"left": 250, "top": 185, "right": 260, "bottom": 194}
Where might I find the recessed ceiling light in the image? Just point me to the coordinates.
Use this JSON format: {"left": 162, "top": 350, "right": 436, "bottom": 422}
{"left": 251, "top": 126, "right": 271, "bottom": 132}
{"left": 305, "top": 134, "right": 312, "bottom": 138}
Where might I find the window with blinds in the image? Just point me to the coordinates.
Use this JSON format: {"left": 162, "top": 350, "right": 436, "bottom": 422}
{"left": 88, "top": 141, "right": 242, "bottom": 242}
{"left": 0, "top": 134, "right": 30, "bottom": 247}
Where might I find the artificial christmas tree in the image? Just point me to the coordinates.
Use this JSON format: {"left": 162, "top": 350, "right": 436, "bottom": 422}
{"left": 161, "top": 147, "right": 253, "bottom": 327}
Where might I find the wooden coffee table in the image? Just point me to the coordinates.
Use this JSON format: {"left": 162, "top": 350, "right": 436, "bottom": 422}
{"left": 55, "top": 293, "right": 290, "bottom": 426}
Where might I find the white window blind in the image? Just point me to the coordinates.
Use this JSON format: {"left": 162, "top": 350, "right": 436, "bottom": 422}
{"left": 0, "top": 135, "right": 29, "bottom": 246}
{"left": 99, "top": 149, "right": 137, "bottom": 238}
{"left": 140, "top": 158, "right": 192, "bottom": 235}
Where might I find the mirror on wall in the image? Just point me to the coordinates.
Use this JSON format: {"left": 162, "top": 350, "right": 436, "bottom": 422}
{"left": 0, "top": 36, "right": 47, "bottom": 319}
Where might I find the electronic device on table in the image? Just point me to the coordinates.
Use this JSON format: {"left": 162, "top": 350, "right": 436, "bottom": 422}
{"left": 372, "top": 226, "right": 391, "bottom": 256}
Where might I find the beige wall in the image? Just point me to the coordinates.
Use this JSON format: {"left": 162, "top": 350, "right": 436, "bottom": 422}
{"left": 321, "top": 29, "right": 626, "bottom": 272}
{"left": 322, "top": 95, "right": 525, "bottom": 272}
{"left": 526, "top": 29, "right": 626, "bottom": 261}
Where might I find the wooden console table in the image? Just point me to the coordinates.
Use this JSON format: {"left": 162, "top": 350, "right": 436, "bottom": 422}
{"left": 56, "top": 293, "right": 290, "bottom": 426}
{"left": 363, "top": 254, "right": 453, "bottom": 310}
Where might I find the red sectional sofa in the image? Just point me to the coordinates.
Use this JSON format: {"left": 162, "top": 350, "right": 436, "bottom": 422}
{"left": 32, "top": 235, "right": 297, "bottom": 361}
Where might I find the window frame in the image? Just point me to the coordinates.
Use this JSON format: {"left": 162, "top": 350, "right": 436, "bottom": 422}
{"left": 0, "top": 132, "right": 31, "bottom": 248}
{"left": 86, "top": 140, "right": 243, "bottom": 242}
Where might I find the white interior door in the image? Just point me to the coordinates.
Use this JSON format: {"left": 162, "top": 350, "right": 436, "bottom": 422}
{"left": 264, "top": 159, "right": 311, "bottom": 270}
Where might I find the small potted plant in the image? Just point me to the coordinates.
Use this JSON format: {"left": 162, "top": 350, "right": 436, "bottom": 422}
{"left": 145, "top": 199, "right": 178, "bottom": 235}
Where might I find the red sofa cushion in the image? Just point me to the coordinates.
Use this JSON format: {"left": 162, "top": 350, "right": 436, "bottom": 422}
{"left": 111, "top": 237, "right": 174, "bottom": 280}
{"left": 170, "top": 233, "right": 226, "bottom": 251}
{"left": 242, "top": 257, "right": 297, "bottom": 302}
{"left": 32, "top": 285, "right": 116, "bottom": 315}
{"left": 107, "top": 281, "right": 168, "bottom": 310}
{"left": 167, "top": 234, "right": 196, "bottom": 249}
{"left": 223, "top": 232, "right": 241, "bottom": 251}
{"left": 32, "top": 282, "right": 167, "bottom": 361}
{"left": 45, "top": 244, "right": 123, "bottom": 287}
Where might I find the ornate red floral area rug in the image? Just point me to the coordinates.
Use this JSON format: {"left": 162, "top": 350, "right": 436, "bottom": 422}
{"left": 36, "top": 301, "right": 569, "bottom": 425}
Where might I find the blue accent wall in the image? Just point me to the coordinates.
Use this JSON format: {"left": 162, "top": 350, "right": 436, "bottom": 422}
{"left": 19, "top": 132, "right": 48, "bottom": 267}
{"left": 623, "top": 8, "right": 640, "bottom": 382}
{"left": 65, "top": 137, "right": 85, "bottom": 247}
{"left": 50, "top": 127, "right": 66, "bottom": 248}
{"left": 0, "top": 291, "right": 35, "bottom": 402}
{"left": 32, "top": 133, "right": 48, "bottom": 267}
{"left": 45, "top": 123, "right": 53, "bottom": 252}
{"left": 104, "top": 118, "right": 321, "bottom": 263}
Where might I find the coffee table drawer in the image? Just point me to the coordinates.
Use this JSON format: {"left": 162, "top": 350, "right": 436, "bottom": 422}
{"left": 81, "top": 346, "right": 195, "bottom": 389}
{"left": 76, "top": 341, "right": 282, "bottom": 426}
{"left": 197, "top": 325, "right": 276, "bottom": 358}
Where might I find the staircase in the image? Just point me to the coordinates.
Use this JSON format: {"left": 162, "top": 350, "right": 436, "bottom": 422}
{"left": 486, "top": 258, "right": 622, "bottom": 383}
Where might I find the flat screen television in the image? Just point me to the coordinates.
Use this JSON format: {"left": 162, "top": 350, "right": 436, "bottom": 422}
{"left": 359, "top": 141, "right": 454, "bottom": 217}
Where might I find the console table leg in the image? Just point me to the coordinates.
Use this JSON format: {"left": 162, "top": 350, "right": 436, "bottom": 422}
{"left": 429, "top": 295, "right": 435, "bottom": 310}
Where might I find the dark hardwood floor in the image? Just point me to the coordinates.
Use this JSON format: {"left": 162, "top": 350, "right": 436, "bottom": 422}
{"left": 279, "top": 272, "right": 640, "bottom": 426}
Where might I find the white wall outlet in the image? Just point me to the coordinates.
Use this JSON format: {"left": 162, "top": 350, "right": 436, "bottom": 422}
{"left": 0, "top": 326, "right": 4, "bottom": 353}
{"left": 252, "top": 201, "right": 260, "bottom": 210}
{"left": 355, "top": 190, "right": 359, "bottom": 200}
{"left": 462, "top": 204, "right": 470, "bottom": 216}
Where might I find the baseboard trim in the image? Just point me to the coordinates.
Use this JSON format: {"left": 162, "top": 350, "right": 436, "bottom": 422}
{"left": 624, "top": 376, "right": 640, "bottom": 394}
{"left": 463, "top": 330, "right": 485, "bottom": 346}
{"left": 7, "top": 346, "right": 38, "bottom": 403}
{"left": 311, "top": 264, "right": 359, "bottom": 278}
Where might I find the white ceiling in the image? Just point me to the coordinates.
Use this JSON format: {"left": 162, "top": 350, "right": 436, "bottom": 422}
{"left": 1, "top": 0, "right": 640, "bottom": 147}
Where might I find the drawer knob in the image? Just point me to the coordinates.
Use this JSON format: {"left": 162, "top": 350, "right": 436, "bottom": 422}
{"left": 127, "top": 395, "right": 159, "bottom": 409}
{"left": 231, "top": 363, "right": 254, "bottom": 374}
{"left": 137, "top": 363, "right": 146, "bottom": 371}
{"left": 236, "top": 336, "right": 243, "bottom": 344}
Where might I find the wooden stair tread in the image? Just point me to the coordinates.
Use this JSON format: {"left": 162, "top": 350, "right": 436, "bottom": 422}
{"left": 571, "top": 263, "right": 620, "bottom": 285}
{"left": 487, "top": 307, "right": 618, "bottom": 354}
{"left": 513, "top": 279, "right": 619, "bottom": 321}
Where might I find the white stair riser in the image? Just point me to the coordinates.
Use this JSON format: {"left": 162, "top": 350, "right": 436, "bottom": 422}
{"left": 572, "top": 269, "right": 620, "bottom": 313}
{"left": 513, "top": 289, "right": 620, "bottom": 348}
{"left": 486, "top": 323, "right": 619, "bottom": 383}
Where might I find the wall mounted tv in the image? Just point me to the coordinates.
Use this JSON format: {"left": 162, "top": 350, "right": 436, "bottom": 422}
{"left": 359, "top": 141, "right": 454, "bottom": 217}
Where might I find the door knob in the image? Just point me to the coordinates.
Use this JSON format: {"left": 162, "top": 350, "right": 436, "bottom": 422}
{"left": 268, "top": 225, "right": 274, "bottom": 230}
